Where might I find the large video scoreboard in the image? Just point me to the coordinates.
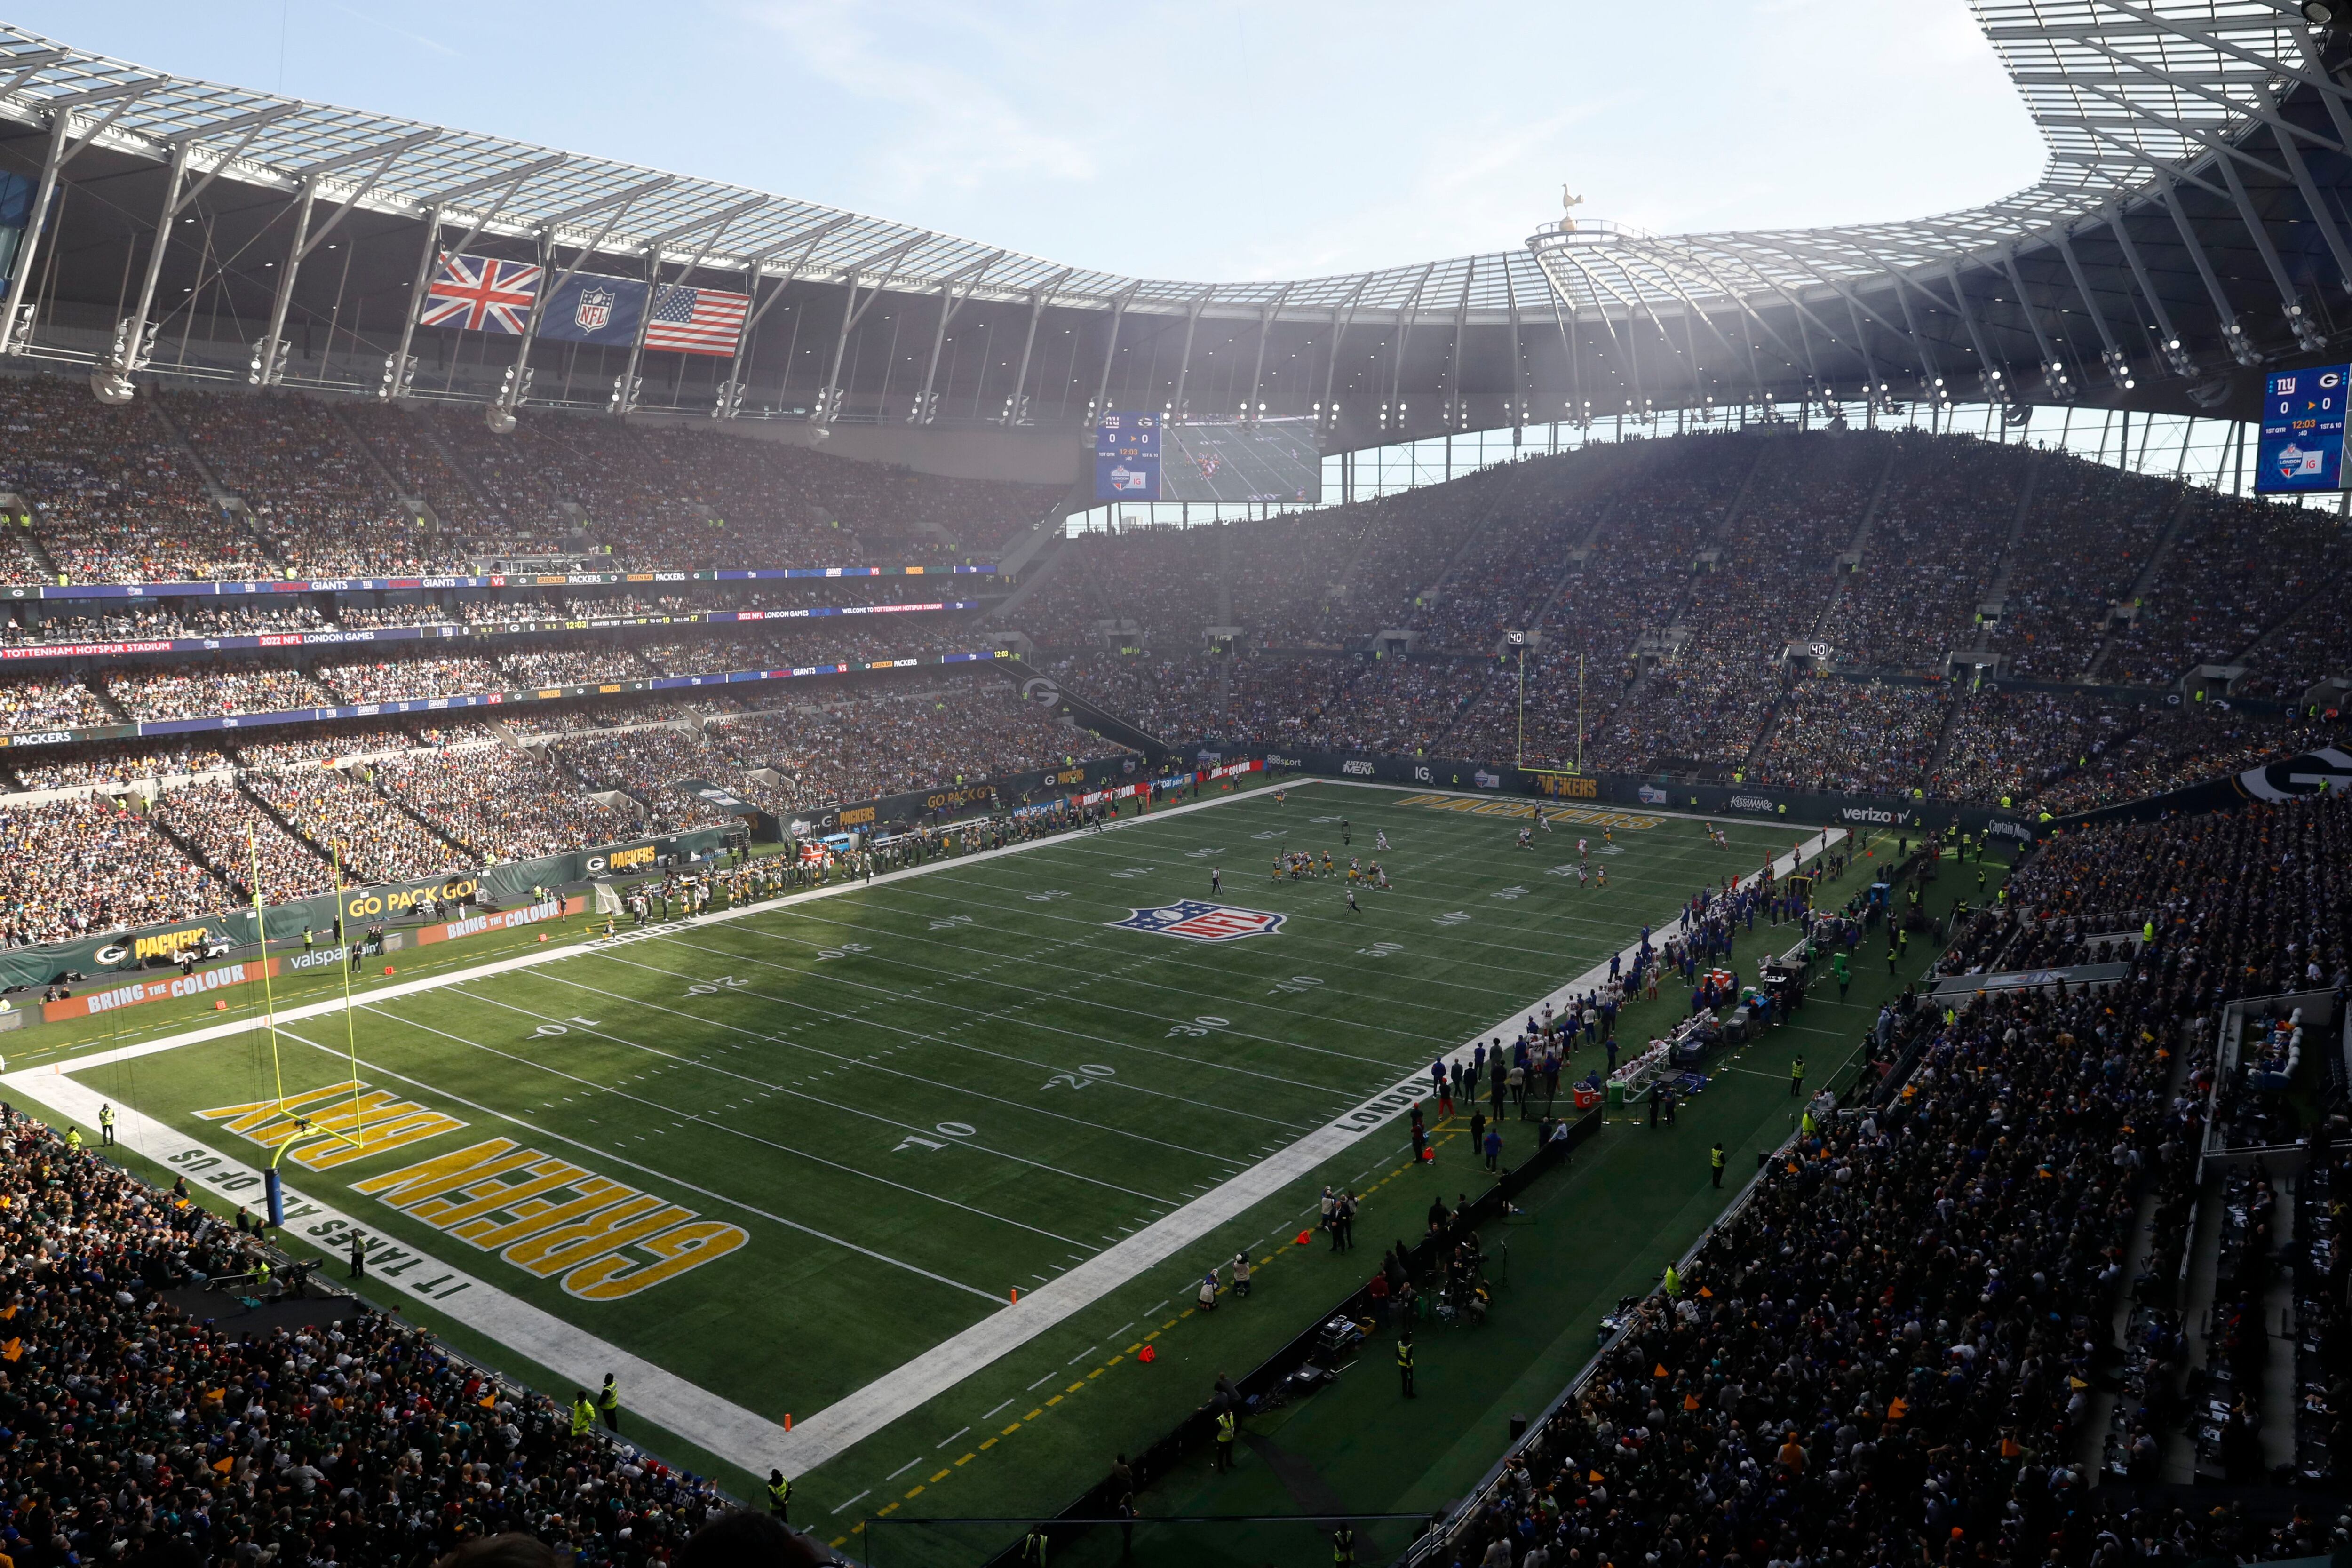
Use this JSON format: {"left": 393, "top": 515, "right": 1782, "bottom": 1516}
{"left": 2257, "top": 364, "right": 2350, "bottom": 494}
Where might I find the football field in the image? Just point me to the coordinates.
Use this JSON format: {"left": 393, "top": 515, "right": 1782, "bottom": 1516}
{"left": 11, "top": 780, "right": 1838, "bottom": 1552}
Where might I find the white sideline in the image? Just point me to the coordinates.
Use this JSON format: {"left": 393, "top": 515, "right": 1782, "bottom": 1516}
{"left": 9, "top": 781, "right": 1841, "bottom": 1484}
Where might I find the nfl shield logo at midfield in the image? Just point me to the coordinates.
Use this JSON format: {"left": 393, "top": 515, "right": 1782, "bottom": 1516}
{"left": 1109, "top": 900, "right": 1286, "bottom": 942}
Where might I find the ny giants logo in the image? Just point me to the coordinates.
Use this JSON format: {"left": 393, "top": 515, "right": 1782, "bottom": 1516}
{"left": 1108, "top": 900, "right": 1287, "bottom": 943}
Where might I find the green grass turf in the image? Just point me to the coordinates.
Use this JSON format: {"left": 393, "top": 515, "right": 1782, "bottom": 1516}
{"left": 48, "top": 780, "right": 1851, "bottom": 1557}
{"left": 1035, "top": 839, "right": 2009, "bottom": 1568}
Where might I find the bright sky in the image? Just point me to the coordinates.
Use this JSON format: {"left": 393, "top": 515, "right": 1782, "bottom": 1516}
{"left": 16, "top": 0, "right": 2049, "bottom": 283}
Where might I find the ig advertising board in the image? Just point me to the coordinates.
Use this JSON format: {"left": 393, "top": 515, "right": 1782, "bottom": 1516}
{"left": 2257, "top": 364, "right": 2351, "bottom": 493}
{"left": 1093, "top": 411, "right": 1161, "bottom": 501}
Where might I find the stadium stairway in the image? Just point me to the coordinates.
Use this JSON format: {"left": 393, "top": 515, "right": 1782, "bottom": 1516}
{"left": 8, "top": 498, "right": 64, "bottom": 583}
{"left": 2226, "top": 557, "right": 2352, "bottom": 681}
{"left": 2080, "top": 484, "right": 2199, "bottom": 682}
{"left": 1053, "top": 835, "right": 2008, "bottom": 1568}
{"left": 990, "top": 532, "right": 1074, "bottom": 624}
{"left": 328, "top": 399, "right": 436, "bottom": 524}
{"left": 1000, "top": 655, "right": 1166, "bottom": 761}
{"left": 1519, "top": 457, "right": 1648, "bottom": 631}
{"left": 1804, "top": 439, "right": 1902, "bottom": 643}
{"left": 232, "top": 777, "right": 343, "bottom": 878}
{"left": 413, "top": 406, "right": 504, "bottom": 530}
{"left": 148, "top": 392, "right": 292, "bottom": 574}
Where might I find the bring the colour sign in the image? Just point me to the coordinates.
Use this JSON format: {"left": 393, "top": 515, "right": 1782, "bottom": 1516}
{"left": 2257, "top": 364, "right": 2351, "bottom": 493}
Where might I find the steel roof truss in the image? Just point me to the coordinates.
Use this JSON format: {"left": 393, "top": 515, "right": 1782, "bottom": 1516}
{"left": 2049, "top": 226, "right": 2132, "bottom": 389}
{"left": 2151, "top": 166, "right": 2258, "bottom": 365}
{"left": 2100, "top": 198, "right": 2196, "bottom": 374}
{"left": 913, "top": 250, "right": 1007, "bottom": 425}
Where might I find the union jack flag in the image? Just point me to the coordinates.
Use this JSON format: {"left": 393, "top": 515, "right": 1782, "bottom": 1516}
{"left": 420, "top": 252, "right": 541, "bottom": 334}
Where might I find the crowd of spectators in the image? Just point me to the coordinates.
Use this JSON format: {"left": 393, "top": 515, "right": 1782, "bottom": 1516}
{"left": 0, "top": 794, "right": 226, "bottom": 947}
{"left": 4, "top": 599, "right": 330, "bottom": 648}
{"left": 525, "top": 697, "right": 740, "bottom": 733}
{"left": 373, "top": 746, "right": 631, "bottom": 864}
{"left": 1930, "top": 688, "right": 2135, "bottom": 807}
{"left": 164, "top": 389, "right": 462, "bottom": 578}
{"left": 0, "top": 1110, "right": 742, "bottom": 1568}
{"left": 146, "top": 780, "right": 329, "bottom": 907}
{"left": 1825, "top": 434, "right": 2018, "bottom": 669}
{"left": 1432, "top": 970, "right": 2249, "bottom": 1568}
{"left": 2032, "top": 709, "right": 2342, "bottom": 817}
{"left": 1015, "top": 525, "right": 1223, "bottom": 648}
{"left": 758, "top": 678, "right": 1120, "bottom": 804}
{"left": 2104, "top": 492, "right": 2344, "bottom": 687}
{"left": 547, "top": 722, "right": 686, "bottom": 791}
{"left": 0, "top": 668, "right": 1131, "bottom": 944}
{"left": 554, "top": 724, "right": 717, "bottom": 812}
{"left": 102, "top": 661, "right": 331, "bottom": 724}
{"left": 497, "top": 643, "right": 656, "bottom": 689}
{"left": 0, "top": 374, "right": 268, "bottom": 583}
{"left": 415, "top": 406, "right": 1057, "bottom": 567}
{"left": 0, "top": 674, "right": 115, "bottom": 733}
{"left": 1750, "top": 679, "right": 1950, "bottom": 796}
{"left": 0, "top": 372, "right": 1055, "bottom": 581}
{"left": 3, "top": 739, "right": 231, "bottom": 794}
{"left": 2240, "top": 582, "right": 2352, "bottom": 701}
{"left": 232, "top": 724, "right": 494, "bottom": 772}
{"left": 1987, "top": 457, "right": 2181, "bottom": 681}
{"left": 312, "top": 656, "right": 506, "bottom": 706}
{"left": 242, "top": 765, "right": 463, "bottom": 887}
{"left": 1951, "top": 795, "right": 2348, "bottom": 1002}
{"left": 337, "top": 402, "right": 495, "bottom": 541}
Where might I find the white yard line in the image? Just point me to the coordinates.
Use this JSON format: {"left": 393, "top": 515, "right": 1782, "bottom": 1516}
{"left": 10, "top": 780, "right": 1842, "bottom": 1488}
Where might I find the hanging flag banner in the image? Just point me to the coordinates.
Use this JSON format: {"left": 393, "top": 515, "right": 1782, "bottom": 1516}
{"left": 420, "top": 252, "right": 543, "bottom": 334}
{"left": 537, "top": 271, "right": 650, "bottom": 348}
{"left": 644, "top": 284, "right": 752, "bottom": 356}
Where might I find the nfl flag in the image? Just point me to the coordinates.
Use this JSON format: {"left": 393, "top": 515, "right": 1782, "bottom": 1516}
{"left": 420, "top": 252, "right": 541, "bottom": 334}
{"left": 643, "top": 283, "right": 750, "bottom": 356}
{"left": 537, "top": 271, "right": 648, "bottom": 348}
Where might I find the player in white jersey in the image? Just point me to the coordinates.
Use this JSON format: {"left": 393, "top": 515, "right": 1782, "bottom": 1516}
{"left": 1375, "top": 829, "right": 1391, "bottom": 852}
{"left": 1577, "top": 837, "right": 1589, "bottom": 860}
{"left": 1577, "top": 863, "right": 1590, "bottom": 888}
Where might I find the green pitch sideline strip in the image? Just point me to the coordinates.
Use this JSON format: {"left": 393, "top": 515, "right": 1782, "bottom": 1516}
{"left": 9, "top": 782, "right": 1843, "bottom": 1488}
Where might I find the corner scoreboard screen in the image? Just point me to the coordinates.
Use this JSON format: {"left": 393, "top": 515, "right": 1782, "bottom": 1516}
{"left": 1093, "top": 411, "right": 1161, "bottom": 501}
{"left": 2257, "top": 364, "right": 2350, "bottom": 493}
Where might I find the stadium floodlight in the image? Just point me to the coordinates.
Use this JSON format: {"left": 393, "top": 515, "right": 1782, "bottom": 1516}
{"left": 2288, "top": 303, "right": 2327, "bottom": 354}
{"left": 379, "top": 353, "right": 418, "bottom": 401}
{"left": 2219, "top": 320, "right": 2261, "bottom": 367}
{"left": 2303, "top": 0, "right": 2335, "bottom": 24}
{"left": 247, "top": 338, "right": 290, "bottom": 387}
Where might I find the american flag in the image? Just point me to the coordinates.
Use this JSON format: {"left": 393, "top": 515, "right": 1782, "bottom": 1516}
{"left": 644, "top": 283, "right": 749, "bottom": 356}
{"left": 420, "top": 252, "right": 541, "bottom": 334}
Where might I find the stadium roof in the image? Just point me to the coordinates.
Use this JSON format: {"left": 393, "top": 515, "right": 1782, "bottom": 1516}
{"left": 0, "top": 2, "right": 2324, "bottom": 320}
{"left": 0, "top": 2, "right": 2345, "bottom": 436}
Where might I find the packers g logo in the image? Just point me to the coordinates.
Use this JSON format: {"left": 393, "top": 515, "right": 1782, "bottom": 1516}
{"left": 1021, "top": 677, "right": 1062, "bottom": 706}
